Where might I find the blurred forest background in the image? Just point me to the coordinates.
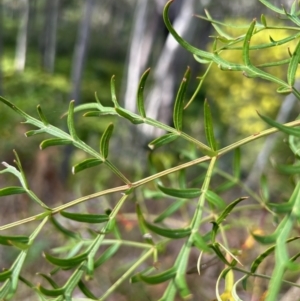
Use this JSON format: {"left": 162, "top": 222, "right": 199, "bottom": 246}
{"left": 1, "top": 0, "right": 300, "bottom": 300}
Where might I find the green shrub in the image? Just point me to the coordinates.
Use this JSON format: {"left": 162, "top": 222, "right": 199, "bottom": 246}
{"left": 1, "top": 1, "right": 300, "bottom": 300}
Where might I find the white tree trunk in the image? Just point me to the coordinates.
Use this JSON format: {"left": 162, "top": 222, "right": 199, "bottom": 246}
{"left": 142, "top": 0, "right": 196, "bottom": 137}
{"left": 43, "top": 0, "right": 59, "bottom": 73}
{"left": 14, "top": 0, "right": 29, "bottom": 73}
{"left": 123, "top": 0, "right": 149, "bottom": 113}
{"left": 70, "top": 0, "right": 94, "bottom": 102}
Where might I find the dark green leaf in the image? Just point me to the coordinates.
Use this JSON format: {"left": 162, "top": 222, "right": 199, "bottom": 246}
{"left": 78, "top": 280, "right": 97, "bottom": 300}
{"left": 251, "top": 236, "right": 299, "bottom": 273}
{"left": 0, "top": 270, "right": 11, "bottom": 281}
{"left": 287, "top": 39, "right": 300, "bottom": 86}
{"left": 158, "top": 183, "right": 201, "bottom": 199}
{"left": 38, "top": 285, "right": 65, "bottom": 297}
{"left": 72, "top": 158, "right": 103, "bottom": 174}
{"left": 277, "top": 86, "right": 292, "bottom": 94}
{"left": 100, "top": 123, "right": 114, "bottom": 159}
{"left": 276, "top": 163, "right": 300, "bottom": 175}
{"left": 136, "top": 204, "right": 191, "bottom": 239}
{"left": 67, "top": 100, "right": 78, "bottom": 140}
{"left": 260, "top": 174, "right": 269, "bottom": 201}
{"left": 40, "top": 138, "right": 72, "bottom": 150}
{"left": 209, "top": 243, "right": 236, "bottom": 266}
{"left": 243, "top": 20, "right": 256, "bottom": 67}
{"left": 130, "top": 267, "right": 154, "bottom": 283}
{"left": 173, "top": 67, "right": 190, "bottom": 131}
{"left": 144, "top": 218, "right": 191, "bottom": 239}
{"left": 60, "top": 211, "right": 109, "bottom": 224}
{"left": 36, "top": 273, "right": 59, "bottom": 289}
{"left": 110, "top": 75, "right": 120, "bottom": 108}
{"left": 290, "top": 0, "right": 298, "bottom": 15}
{"left": 261, "top": 14, "right": 267, "bottom": 26}
{"left": 136, "top": 204, "right": 155, "bottom": 244}
{"left": 25, "top": 129, "right": 45, "bottom": 137}
{"left": 204, "top": 99, "right": 217, "bottom": 151}
{"left": 205, "top": 190, "right": 226, "bottom": 209}
{"left": 50, "top": 217, "right": 80, "bottom": 240}
{"left": 193, "top": 233, "right": 210, "bottom": 252}
{"left": 137, "top": 68, "right": 150, "bottom": 118}
{"left": 259, "top": 0, "right": 285, "bottom": 14}
{"left": 148, "top": 133, "right": 179, "bottom": 150}
{"left": 44, "top": 251, "right": 88, "bottom": 268}
{"left": 37, "top": 105, "right": 49, "bottom": 126}
{"left": 0, "top": 186, "right": 26, "bottom": 197}
{"left": 0, "top": 235, "right": 29, "bottom": 246}
{"left": 115, "top": 107, "right": 143, "bottom": 124}
{"left": 215, "top": 197, "right": 247, "bottom": 225}
{"left": 139, "top": 267, "right": 176, "bottom": 284}
{"left": 258, "top": 112, "right": 300, "bottom": 136}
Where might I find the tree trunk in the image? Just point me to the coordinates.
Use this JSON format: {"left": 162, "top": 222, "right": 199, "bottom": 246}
{"left": 141, "top": 0, "right": 196, "bottom": 138}
{"left": 69, "top": 0, "right": 95, "bottom": 103}
{"left": 123, "top": 0, "right": 149, "bottom": 113}
{"left": 42, "top": 0, "right": 59, "bottom": 73}
{"left": 14, "top": 0, "right": 29, "bottom": 73}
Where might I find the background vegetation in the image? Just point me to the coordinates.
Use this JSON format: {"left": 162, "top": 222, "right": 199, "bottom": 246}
{"left": 1, "top": 0, "right": 300, "bottom": 300}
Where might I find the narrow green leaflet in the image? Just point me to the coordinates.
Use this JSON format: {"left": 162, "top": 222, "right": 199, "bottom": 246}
{"left": 0, "top": 270, "right": 11, "bottom": 282}
{"left": 148, "top": 133, "right": 179, "bottom": 150}
{"left": 0, "top": 235, "right": 29, "bottom": 246}
{"left": 260, "top": 174, "right": 269, "bottom": 201}
{"left": 100, "top": 123, "right": 114, "bottom": 159}
{"left": 110, "top": 75, "right": 120, "bottom": 108}
{"left": 60, "top": 211, "right": 109, "bottom": 224}
{"left": 261, "top": 14, "right": 267, "bottom": 27}
{"left": 205, "top": 190, "right": 226, "bottom": 209}
{"left": 50, "top": 217, "right": 80, "bottom": 240}
{"left": 38, "top": 285, "right": 65, "bottom": 297}
{"left": 277, "top": 86, "right": 292, "bottom": 94}
{"left": 78, "top": 280, "right": 97, "bottom": 300}
{"left": 173, "top": 67, "right": 190, "bottom": 131}
{"left": 157, "top": 183, "right": 201, "bottom": 199}
{"left": 258, "top": 112, "right": 300, "bottom": 136}
{"left": 215, "top": 197, "right": 247, "bottom": 225}
{"left": 287, "top": 39, "right": 300, "bottom": 86}
{"left": 242, "top": 20, "right": 255, "bottom": 67}
{"left": 72, "top": 158, "right": 103, "bottom": 174}
{"left": 139, "top": 267, "right": 176, "bottom": 285}
{"left": 43, "top": 251, "right": 88, "bottom": 268}
{"left": 67, "top": 100, "right": 78, "bottom": 141}
{"left": 40, "top": 138, "right": 72, "bottom": 150}
{"left": 37, "top": 273, "right": 59, "bottom": 289}
{"left": 248, "top": 236, "right": 300, "bottom": 278}
{"left": 0, "top": 186, "right": 26, "bottom": 197}
{"left": 204, "top": 100, "right": 217, "bottom": 151}
{"left": 115, "top": 107, "right": 143, "bottom": 124}
{"left": 259, "top": 0, "right": 285, "bottom": 14}
{"left": 37, "top": 105, "right": 49, "bottom": 126}
{"left": 137, "top": 68, "right": 150, "bottom": 118}
{"left": 193, "top": 233, "right": 210, "bottom": 252}
{"left": 204, "top": 9, "right": 234, "bottom": 40}
{"left": 276, "top": 163, "right": 300, "bottom": 175}
{"left": 136, "top": 204, "right": 191, "bottom": 239}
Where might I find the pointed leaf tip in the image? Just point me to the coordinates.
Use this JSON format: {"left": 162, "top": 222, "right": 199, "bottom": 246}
{"left": 100, "top": 123, "right": 114, "bottom": 159}
{"left": 173, "top": 67, "right": 191, "bottom": 131}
